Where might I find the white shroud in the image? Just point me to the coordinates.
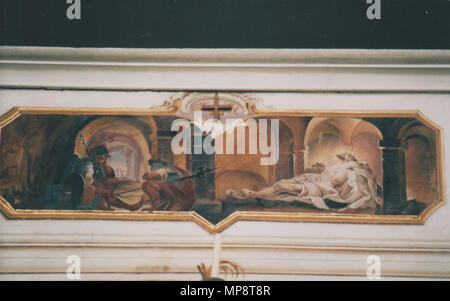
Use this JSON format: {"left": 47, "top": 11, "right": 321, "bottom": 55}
{"left": 226, "top": 154, "right": 383, "bottom": 210}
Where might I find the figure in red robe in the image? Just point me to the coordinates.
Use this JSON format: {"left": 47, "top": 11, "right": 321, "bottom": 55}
{"left": 139, "top": 160, "right": 195, "bottom": 211}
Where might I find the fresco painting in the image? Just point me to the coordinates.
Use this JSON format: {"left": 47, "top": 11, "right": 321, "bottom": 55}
{"left": 0, "top": 93, "right": 444, "bottom": 227}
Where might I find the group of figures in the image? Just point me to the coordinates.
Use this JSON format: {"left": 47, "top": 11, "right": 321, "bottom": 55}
{"left": 60, "top": 145, "right": 195, "bottom": 211}
{"left": 61, "top": 145, "right": 383, "bottom": 212}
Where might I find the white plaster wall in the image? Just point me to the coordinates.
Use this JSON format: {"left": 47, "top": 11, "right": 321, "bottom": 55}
{"left": 0, "top": 48, "right": 449, "bottom": 280}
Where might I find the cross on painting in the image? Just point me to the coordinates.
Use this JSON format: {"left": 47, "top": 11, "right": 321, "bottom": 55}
{"left": 201, "top": 93, "right": 233, "bottom": 120}
{"left": 0, "top": 92, "right": 445, "bottom": 229}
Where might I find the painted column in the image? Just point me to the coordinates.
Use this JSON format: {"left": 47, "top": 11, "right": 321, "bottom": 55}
{"left": 380, "top": 138, "right": 407, "bottom": 214}
{"left": 290, "top": 117, "right": 309, "bottom": 176}
{"left": 292, "top": 144, "right": 305, "bottom": 176}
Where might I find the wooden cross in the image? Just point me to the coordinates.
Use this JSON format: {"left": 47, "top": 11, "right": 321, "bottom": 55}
{"left": 201, "top": 93, "right": 233, "bottom": 120}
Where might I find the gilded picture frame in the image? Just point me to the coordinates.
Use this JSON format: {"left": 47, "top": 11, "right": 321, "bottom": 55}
{"left": 0, "top": 92, "right": 445, "bottom": 233}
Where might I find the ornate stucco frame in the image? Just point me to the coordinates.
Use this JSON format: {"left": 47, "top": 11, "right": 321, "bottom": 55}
{"left": 0, "top": 99, "right": 445, "bottom": 233}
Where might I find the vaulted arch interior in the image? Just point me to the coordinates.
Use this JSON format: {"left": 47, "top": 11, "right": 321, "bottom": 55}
{"left": 305, "top": 118, "right": 383, "bottom": 184}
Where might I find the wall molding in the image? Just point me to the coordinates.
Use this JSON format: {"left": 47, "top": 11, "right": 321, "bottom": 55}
{"left": 1, "top": 46, "right": 449, "bottom": 92}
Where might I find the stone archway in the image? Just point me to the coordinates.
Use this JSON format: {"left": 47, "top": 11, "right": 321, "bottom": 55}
{"left": 400, "top": 122, "right": 437, "bottom": 203}
{"left": 74, "top": 116, "right": 157, "bottom": 180}
{"left": 304, "top": 117, "right": 383, "bottom": 182}
{"left": 91, "top": 133, "right": 144, "bottom": 181}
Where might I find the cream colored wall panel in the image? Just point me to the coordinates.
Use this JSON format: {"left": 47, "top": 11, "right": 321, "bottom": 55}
{"left": 0, "top": 47, "right": 449, "bottom": 280}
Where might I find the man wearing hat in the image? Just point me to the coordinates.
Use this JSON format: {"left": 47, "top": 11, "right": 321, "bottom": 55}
{"left": 88, "top": 145, "right": 136, "bottom": 210}
{"left": 88, "top": 145, "right": 116, "bottom": 209}
{"left": 90, "top": 144, "right": 139, "bottom": 210}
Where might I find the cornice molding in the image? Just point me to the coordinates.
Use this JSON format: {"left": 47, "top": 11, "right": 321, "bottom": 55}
{"left": 1, "top": 46, "right": 450, "bottom": 65}
{"left": 1, "top": 46, "right": 449, "bottom": 92}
